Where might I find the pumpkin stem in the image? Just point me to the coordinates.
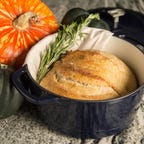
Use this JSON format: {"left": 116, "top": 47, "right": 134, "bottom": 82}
{"left": 12, "top": 12, "right": 39, "bottom": 30}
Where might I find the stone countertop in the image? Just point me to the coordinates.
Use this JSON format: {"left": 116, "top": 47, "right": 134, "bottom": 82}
{"left": 0, "top": 0, "right": 144, "bottom": 144}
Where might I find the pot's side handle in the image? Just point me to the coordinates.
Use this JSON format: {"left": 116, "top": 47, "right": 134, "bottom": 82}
{"left": 12, "top": 65, "right": 58, "bottom": 105}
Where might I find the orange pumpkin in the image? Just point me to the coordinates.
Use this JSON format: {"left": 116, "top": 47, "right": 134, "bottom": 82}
{"left": 0, "top": 0, "right": 59, "bottom": 68}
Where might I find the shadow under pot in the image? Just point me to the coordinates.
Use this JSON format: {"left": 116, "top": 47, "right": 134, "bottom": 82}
{"left": 12, "top": 28, "right": 144, "bottom": 139}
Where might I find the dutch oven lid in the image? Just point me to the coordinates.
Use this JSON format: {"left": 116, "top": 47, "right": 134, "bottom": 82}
{"left": 89, "top": 8, "right": 144, "bottom": 51}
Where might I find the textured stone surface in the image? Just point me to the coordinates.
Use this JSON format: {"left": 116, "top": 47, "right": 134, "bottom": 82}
{"left": 0, "top": 0, "right": 144, "bottom": 144}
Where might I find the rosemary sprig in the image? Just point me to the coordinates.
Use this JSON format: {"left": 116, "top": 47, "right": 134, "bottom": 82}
{"left": 36, "top": 13, "right": 99, "bottom": 83}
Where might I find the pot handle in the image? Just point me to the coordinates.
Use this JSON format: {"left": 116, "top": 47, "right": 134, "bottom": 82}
{"left": 12, "top": 64, "right": 59, "bottom": 105}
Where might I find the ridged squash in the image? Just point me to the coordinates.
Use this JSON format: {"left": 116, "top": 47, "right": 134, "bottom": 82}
{"left": 61, "top": 7, "right": 110, "bottom": 30}
{"left": 0, "top": 64, "right": 23, "bottom": 119}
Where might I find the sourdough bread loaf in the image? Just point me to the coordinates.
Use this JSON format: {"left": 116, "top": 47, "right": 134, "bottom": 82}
{"left": 40, "top": 50, "right": 137, "bottom": 100}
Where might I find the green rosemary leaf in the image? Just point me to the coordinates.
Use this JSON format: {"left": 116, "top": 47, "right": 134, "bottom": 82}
{"left": 36, "top": 13, "right": 99, "bottom": 83}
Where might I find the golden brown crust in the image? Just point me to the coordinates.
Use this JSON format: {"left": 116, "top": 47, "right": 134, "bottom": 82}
{"left": 40, "top": 50, "right": 137, "bottom": 100}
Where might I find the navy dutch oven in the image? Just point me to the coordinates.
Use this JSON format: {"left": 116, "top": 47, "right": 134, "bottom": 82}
{"left": 12, "top": 9, "right": 144, "bottom": 138}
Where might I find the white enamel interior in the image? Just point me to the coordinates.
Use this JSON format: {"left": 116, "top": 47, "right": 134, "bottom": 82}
{"left": 24, "top": 27, "right": 144, "bottom": 85}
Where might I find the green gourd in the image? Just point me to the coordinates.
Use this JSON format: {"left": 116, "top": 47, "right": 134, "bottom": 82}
{"left": 61, "top": 7, "right": 89, "bottom": 25}
{"left": 61, "top": 7, "right": 110, "bottom": 30}
{"left": 0, "top": 64, "right": 23, "bottom": 119}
